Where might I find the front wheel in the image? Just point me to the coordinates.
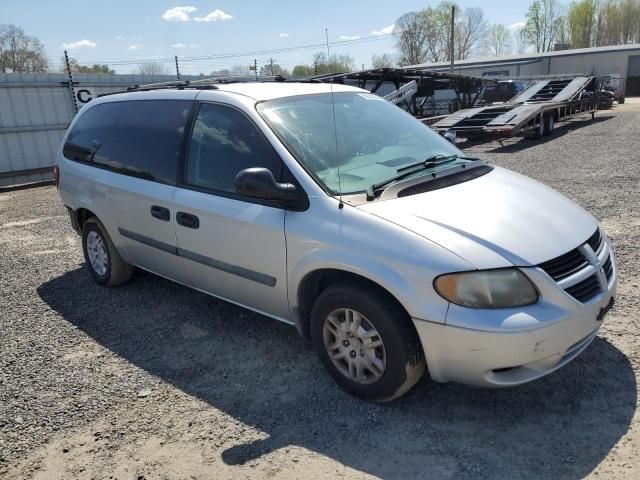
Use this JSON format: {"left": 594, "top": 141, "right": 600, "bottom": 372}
{"left": 310, "top": 282, "right": 426, "bottom": 402}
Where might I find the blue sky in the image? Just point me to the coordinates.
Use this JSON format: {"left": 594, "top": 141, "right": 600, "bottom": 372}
{"left": 2, "top": 1, "right": 531, "bottom": 74}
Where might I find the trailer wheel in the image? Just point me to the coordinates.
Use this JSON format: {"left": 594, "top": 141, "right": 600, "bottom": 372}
{"left": 533, "top": 119, "right": 544, "bottom": 139}
{"left": 544, "top": 114, "right": 554, "bottom": 136}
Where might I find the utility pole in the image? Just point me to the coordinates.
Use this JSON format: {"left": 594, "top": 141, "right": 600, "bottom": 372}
{"left": 268, "top": 57, "right": 275, "bottom": 76}
{"left": 313, "top": 60, "right": 318, "bottom": 75}
{"left": 450, "top": 5, "right": 455, "bottom": 73}
{"left": 175, "top": 55, "right": 181, "bottom": 81}
{"left": 254, "top": 58, "right": 258, "bottom": 80}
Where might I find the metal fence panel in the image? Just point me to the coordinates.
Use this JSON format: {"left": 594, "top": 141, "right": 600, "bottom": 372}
{"left": 0, "top": 72, "right": 195, "bottom": 187}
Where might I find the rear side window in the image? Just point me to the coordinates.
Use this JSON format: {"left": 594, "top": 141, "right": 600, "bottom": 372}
{"left": 63, "top": 102, "right": 122, "bottom": 167}
{"left": 63, "top": 100, "right": 191, "bottom": 184}
{"left": 185, "top": 103, "right": 283, "bottom": 193}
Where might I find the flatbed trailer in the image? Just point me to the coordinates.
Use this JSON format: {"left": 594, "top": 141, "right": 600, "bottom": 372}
{"left": 432, "top": 76, "right": 603, "bottom": 139}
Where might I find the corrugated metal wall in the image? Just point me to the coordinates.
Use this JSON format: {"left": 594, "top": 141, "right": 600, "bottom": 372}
{"left": 0, "top": 73, "right": 195, "bottom": 187}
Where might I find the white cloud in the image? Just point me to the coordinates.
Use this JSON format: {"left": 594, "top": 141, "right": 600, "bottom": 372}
{"left": 62, "top": 39, "right": 97, "bottom": 50}
{"left": 508, "top": 21, "right": 526, "bottom": 31}
{"left": 194, "top": 9, "right": 233, "bottom": 22}
{"left": 339, "top": 35, "right": 361, "bottom": 40}
{"left": 171, "top": 42, "right": 198, "bottom": 48}
{"left": 115, "top": 35, "right": 123, "bottom": 40}
{"left": 371, "top": 24, "right": 395, "bottom": 36}
{"left": 279, "top": 33, "right": 289, "bottom": 38}
{"left": 128, "top": 44, "right": 143, "bottom": 50}
{"left": 161, "top": 6, "right": 197, "bottom": 22}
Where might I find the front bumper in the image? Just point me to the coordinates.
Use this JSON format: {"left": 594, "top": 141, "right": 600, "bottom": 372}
{"left": 414, "top": 250, "right": 617, "bottom": 387}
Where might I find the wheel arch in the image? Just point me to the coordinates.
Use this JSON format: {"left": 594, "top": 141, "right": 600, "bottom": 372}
{"left": 295, "top": 268, "right": 414, "bottom": 342}
{"left": 75, "top": 207, "right": 98, "bottom": 231}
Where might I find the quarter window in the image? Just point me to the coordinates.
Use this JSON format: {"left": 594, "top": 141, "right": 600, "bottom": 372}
{"left": 63, "top": 100, "right": 191, "bottom": 184}
{"left": 186, "top": 103, "right": 283, "bottom": 193}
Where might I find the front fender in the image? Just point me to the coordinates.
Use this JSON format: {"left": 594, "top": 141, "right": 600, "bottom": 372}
{"left": 288, "top": 245, "right": 451, "bottom": 329}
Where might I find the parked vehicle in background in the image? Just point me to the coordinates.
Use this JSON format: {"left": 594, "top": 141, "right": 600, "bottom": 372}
{"left": 419, "top": 89, "right": 461, "bottom": 116}
{"left": 604, "top": 74, "right": 626, "bottom": 104}
{"left": 55, "top": 81, "right": 616, "bottom": 401}
{"left": 475, "top": 80, "right": 529, "bottom": 105}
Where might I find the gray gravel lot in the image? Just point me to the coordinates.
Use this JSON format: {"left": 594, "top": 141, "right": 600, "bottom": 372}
{"left": 1, "top": 103, "right": 640, "bottom": 479}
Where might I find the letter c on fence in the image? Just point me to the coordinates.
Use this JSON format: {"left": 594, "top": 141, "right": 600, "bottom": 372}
{"left": 77, "top": 89, "right": 93, "bottom": 103}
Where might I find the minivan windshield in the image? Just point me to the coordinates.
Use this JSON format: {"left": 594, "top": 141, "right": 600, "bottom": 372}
{"left": 257, "top": 92, "right": 464, "bottom": 195}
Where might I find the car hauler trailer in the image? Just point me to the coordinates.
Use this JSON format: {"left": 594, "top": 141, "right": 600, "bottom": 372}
{"left": 312, "top": 68, "right": 492, "bottom": 121}
{"left": 432, "top": 76, "right": 604, "bottom": 139}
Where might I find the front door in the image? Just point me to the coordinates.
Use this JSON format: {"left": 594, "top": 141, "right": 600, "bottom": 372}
{"left": 173, "top": 102, "right": 290, "bottom": 320}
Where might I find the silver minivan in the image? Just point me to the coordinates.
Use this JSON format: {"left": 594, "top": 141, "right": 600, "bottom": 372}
{"left": 55, "top": 81, "right": 616, "bottom": 401}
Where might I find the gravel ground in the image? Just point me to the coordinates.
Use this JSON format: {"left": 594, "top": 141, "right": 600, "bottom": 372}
{"left": 1, "top": 103, "right": 639, "bottom": 479}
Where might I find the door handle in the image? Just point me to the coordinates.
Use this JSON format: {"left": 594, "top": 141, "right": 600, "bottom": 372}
{"left": 150, "top": 205, "right": 170, "bottom": 221}
{"left": 176, "top": 211, "right": 199, "bottom": 229}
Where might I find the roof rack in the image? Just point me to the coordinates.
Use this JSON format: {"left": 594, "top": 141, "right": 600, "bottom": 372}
{"left": 97, "top": 74, "right": 287, "bottom": 98}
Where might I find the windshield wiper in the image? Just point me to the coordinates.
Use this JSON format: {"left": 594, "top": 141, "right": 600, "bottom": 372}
{"left": 365, "top": 154, "right": 479, "bottom": 201}
{"left": 396, "top": 154, "right": 459, "bottom": 173}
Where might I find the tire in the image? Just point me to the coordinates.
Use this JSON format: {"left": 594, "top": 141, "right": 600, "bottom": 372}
{"left": 543, "top": 114, "right": 554, "bottom": 136}
{"left": 82, "top": 217, "right": 133, "bottom": 286}
{"left": 618, "top": 97, "right": 625, "bottom": 104}
{"left": 310, "top": 282, "right": 426, "bottom": 402}
{"left": 534, "top": 118, "right": 544, "bottom": 139}
{"left": 524, "top": 118, "right": 544, "bottom": 139}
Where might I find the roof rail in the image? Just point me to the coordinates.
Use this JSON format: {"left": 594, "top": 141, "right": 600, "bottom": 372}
{"left": 97, "top": 74, "right": 287, "bottom": 98}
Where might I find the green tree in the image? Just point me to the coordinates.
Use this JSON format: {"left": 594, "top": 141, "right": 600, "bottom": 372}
{"left": 291, "top": 64, "right": 315, "bottom": 77}
{"left": 311, "top": 52, "right": 355, "bottom": 74}
{"left": 485, "top": 24, "right": 513, "bottom": 56}
{"left": 394, "top": 11, "right": 431, "bottom": 65}
{"left": 0, "top": 24, "right": 48, "bottom": 73}
{"left": 394, "top": 2, "right": 489, "bottom": 64}
{"left": 229, "top": 65, "right": 250, "bottom": 76}
{"left": 259, "top": 63, "right": 290, "bottom": 77}
{"left": 455, "top": 7, "right": 489, "bottom": 59}
{"left": 371, "top": 53, "right": 397, "bottom": 68}
{"left": 61, "top": 57, "right": 114, "bottom": 74}
{"left": 568, "top": 0, "right": 597, "bottom": 48}
{"left": 522, "top": 0, "right": 565, "bottom": 52}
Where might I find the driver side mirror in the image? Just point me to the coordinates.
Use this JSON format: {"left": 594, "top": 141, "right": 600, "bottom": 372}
{"left": 235, "top": 167, "right": 302, "bottom": 209}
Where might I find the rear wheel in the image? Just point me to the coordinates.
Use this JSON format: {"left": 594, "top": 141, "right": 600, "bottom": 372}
{"left": 310, "top": 282, "right": 426, "bottom": 402}
{"left": 82, "top": 217, "right": 133, "bottom": 286}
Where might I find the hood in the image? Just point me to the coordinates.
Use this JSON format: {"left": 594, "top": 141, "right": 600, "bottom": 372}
{"left": 357, "top": 166, "right": 597, "bottom": 268}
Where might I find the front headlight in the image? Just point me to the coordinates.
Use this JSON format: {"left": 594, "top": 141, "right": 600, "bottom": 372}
{"left": 434, "top": 269, "right": 538, "bottom": 308}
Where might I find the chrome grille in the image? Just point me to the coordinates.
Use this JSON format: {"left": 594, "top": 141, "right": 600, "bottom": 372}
{"left": 602, "top": 255, "right": 613, "bottom": 281}
{"left": 538, "top": 228, "right": 612, "bottom": 303}
{"left": 565, "top": 274, "right": 601, "bottom": 303}
{"left": 538, "top": 249, "right": 588, "bottom": 281}
{"left": 586, "top": 228, "right": 603, "bottom": 253}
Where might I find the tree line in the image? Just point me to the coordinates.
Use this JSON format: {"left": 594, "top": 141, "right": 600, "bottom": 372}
{"left": 394, "top": 0, "right": 640, "bottom": 66}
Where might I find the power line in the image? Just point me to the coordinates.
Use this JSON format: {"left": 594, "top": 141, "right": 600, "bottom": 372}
{"left": 63, "top": 33, "right": 394, "bottom": 66}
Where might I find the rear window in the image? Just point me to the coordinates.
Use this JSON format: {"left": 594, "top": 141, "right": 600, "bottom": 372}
{"left": 63, "top": 100, "right": 191, "bottom": 184}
